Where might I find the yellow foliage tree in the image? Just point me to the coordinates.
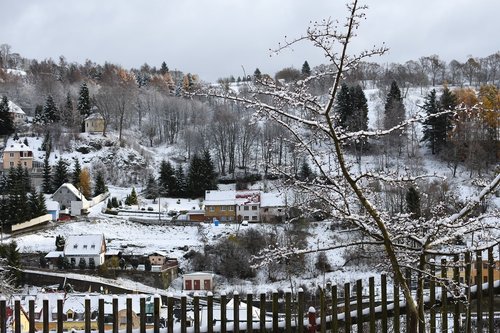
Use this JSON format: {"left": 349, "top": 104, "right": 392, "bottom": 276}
{"left": 79, "top": 167, "right": 92, "bottom": 199}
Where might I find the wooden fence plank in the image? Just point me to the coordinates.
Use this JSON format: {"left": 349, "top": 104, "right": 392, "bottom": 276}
{"left": 476, "top": 250, "right": 483, "bottom": 332}
{"left": 488, "top": 246, "right": 494, "bottom": 333}
{"left": 429, "top": 259, "right": 436, "bottom": 333}
{"left": 369, "top": 277, "right": 375, "bottom": 333}
{"left": 85, "top": 296, "right": 91, "bottom": 333}
{"left": 221, "top": 292, "right": 227, "bottom": 333}
{"left": 285, "top": 289, "right": 291, "bottom": 333}
{"left": 140, "top": 297, "right": 146, "bottom": 333}
{"left": 331, "top": 285, "right": 338, "bottom": 333}
{"left": 0, "top": 297, "right": 5, "bottom": 333}
{"left": 464, "top": 251, "right": 472, "bottom": 333}
{"left": 453, "top": 254, "right": 460, "bottom": 333}
{"left": 381, "top": 274, "right": 388, "bottom": 333}
{"left": 233, "top": 292, "right": 239, "bottom": 333}
{"left": 259, "top": 293, "right": 266, "bottom": 332}
{"left": 272, "top": 290, "right": 279, "bottom": 333}
{"left": 356, "top": 279, "right": 363, "bottom": 333}
{"left": 441, "top": 258, "right": 448, "bottom": 333}
{"left": 194, "top": 293, "right": 200, "bottom": 333}
{"left": 167, "top": 294, "right": 174, "bottom": 333}
{"left": 98, "top": 297, "right": 105, "bottom": 333}
{"left": 181, "top": 295, "right": 187, "bottom": 333}
{"left": 320, "top": 287, "right": 326, "bottom": 333}
{"left": 207, "top": 292, "right": 214, "bottom": 333}
{"left": 393, "top": 277, "right": 400, "bottom": 333}
{"left": 344, "top": 282, "right": 351, "bottom": 333}
{"left": 246, "top": 292, "right": 253, "bottom": 333}
{"left": 14, "top": 298, "right": 21, "bottom": 333}
{"left": 298, "top": 288, "right": 304, "bottom": 332}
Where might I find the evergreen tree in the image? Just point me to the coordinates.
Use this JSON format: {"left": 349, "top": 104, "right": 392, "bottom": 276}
{"left": 61, "top": 92, "right": 75, "bottom": 128}
{"left": 43, "top": 95, "right": 60, "bottom": 123}
{"left": 335, "top": 83, "right": 352, "bottom": 130}
{"left": 253, "top": 68, "right": 262, "bottom": 81}
{"left": 301, "top": 61, "right": 311, "bottom": 77}
{"left": 0, "top": 241, "right": 23, "bottom": 286}
{"left": 421, "top": 89, "right": 441, "bottom": 154}
{"left": 94, "top": 171, "right": 107, "bottom": 196}
{"left": 125, "top": 187, "right": 138, "bottom": 205}
{"left": 41, "top": 131, "right": 52, "bottom": 153}
{"left": 77, "top": 82, "right": 91, "bottom": 118}
{"left": 350, "top": 85, "right": 369, "bottom": 132}
{"left": 187, "top": 151, "right": 217, "bottom": 198}
{"left": 159, "top": 160, "right": 176, "bottom": 196}
{"left": 406, "top": 186, "right": 421, "bottom": 219}
{"left": 52, "top": 159, "right": 69, "bottom": 191}
{"left": 28, "top": 189, "right": 46, "bottom": 219}
{"left": 79, "top": 167, "right": 92, "bottom": 199}
{"left": 0, "top": 96, "right": 14, "bottom": 136}
{"left": 42, "top": 157, "right": 52, "bottom": 194}
{"left": 298, "top": 159, "right": 314, "bottom": 181}
{"left": 174, "top": 164, "right": 186, "bottom": 197}
{"left": 33, "top": 105, "right": 43, "bottom": 125}
{"left": 201, "top": 150, "right": 217, "bottom": 191}
{"left": 72, "top": 159, "right": 81, "bottom": 188}
{"left": 160, "top": 61, "right": 169, "bottom": 75}
{"left": 37, "top": 191, "right": 47, "bottom": 216}
{"left": 384, "top": 81, "right": 405, "bottom": 130}
{"left": 143, "top": 175, "right": 158, "bottom": 199}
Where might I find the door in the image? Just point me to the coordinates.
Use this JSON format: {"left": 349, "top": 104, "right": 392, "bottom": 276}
{"left": 204, "top": 279, "right": 211, "bottom": 290}
{"left": 185, "top": 280, "right": 192, "bottom": 290}
{"left": 193, "top": 279, "right": 201, "bottom": 290}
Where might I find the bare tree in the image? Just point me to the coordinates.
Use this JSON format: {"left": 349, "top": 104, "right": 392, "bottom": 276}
{"left": 201, "top": 2, "right": 500, "bottom": 332}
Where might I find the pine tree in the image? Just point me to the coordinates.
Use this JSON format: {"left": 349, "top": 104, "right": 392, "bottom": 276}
{"left": 41, "top": 131, "right": 52, "bottom": 154}
{"left": 144, "top": 175, "right": 158, "bottom": 199}
{"left": 301, "top": 61, "right": 311, "bottom": 77}
{"left": 298, "top": 159, "right": 314, "bottom": 181}
{"left": 37, "top": 191, "right": 47, "bottom": 216}
{"left": 201, "top": 150, "right": 217, "bottom": 192}
{"left": 79, "top": 167, "right": 92, "bottom": 199}
{"left": 94, "top": 171, "right": 107, "bottom": 196}
{"left": 406, "top": 186, "right": 421, "bottom": 219}
{"left": 335, "top": 83, "right": 352, "bottom": 130}
{"left": 253, "top": 68, "right": 262, "bottom": 81}
{"left": 187, "top": 151, "right": 217, "bottom": 198}
{"left": 0, "top": 96, "right": 14, "bottom": 136}
{"left": 72, "top": 159, "right": 81, "bottom": 188}
{"left": 159, "top": 160, "right": 176, "bottom": 196}
{"left": 77, "top": 82, "right": 91, "bottom": 118}
{"left": 160, "top": 61, "right": 169, "bottom": 75}
{"left": 128, "top": 187, "right": 138, "bottom": 205}
{"left": 384, "top": 81, "right": 405, "bottom": 130}
{"left": 52, "top": 159, "right": 69, "bottom": 191}
{"left": 174, "top": 164, "right": 186, "bottom": 197}
{"left": 42, "top": 157, "right": 52, "bottom": 194}
{"left": 350, "top": 85, "right": 369, "bottom": 132}
{"left": 43, "top": 95, "right": 60, "bottom": 123}
{"left": 33, "top": 105, "right": 43, "bottom": 125}
{"left": 61, "top": 92, "right": 75, "bottom": 128}
{"left": 421, "top": 89, "right": 440, "bottom": 154}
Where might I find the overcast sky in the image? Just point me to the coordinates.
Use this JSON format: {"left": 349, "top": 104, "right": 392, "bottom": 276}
{"left": 1, "top": 0, "right": 498, "bottom": 82}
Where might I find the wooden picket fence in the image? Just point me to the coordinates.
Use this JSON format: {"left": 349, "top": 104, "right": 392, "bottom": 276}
{"left": 1, "top": 244, "right": 499, "bottom": 333}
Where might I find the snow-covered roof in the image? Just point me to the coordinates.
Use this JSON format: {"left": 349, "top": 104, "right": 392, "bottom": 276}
{"left": 3, "top": 139, "right": 32, "bottom": 152}
{"left": 7, "top": 100, "right": 25, "bottom": 115}
{"left": 64, "top": 234, "right": 105, "bottom": 256}
{"left": 46, "top": 200, "right": 60, "bottom": 211}
{"left": 183, "top": 272, "right": 214, "bottom": 278}
{"left": 45, "top": 251, "right": 64, "bottom": 259}
{"left": 85, "top": 113, "right": 104, "bottom": 120}
{"left": 54, "top": 183, "right": 87, "bottom": 201}
{"left": 149, "top": 250, "right": 168, "bottom": 257}
{"left": 260, "top": 192, "right": 286, "bottom": 208}
{"left": 204, "top": 190, "right": 236, "bottom": 205}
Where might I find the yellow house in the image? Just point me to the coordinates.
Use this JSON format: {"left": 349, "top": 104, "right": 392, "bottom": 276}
{"left": 2, "top": 139, "right": 33, "bottom": 170}
{"left": 84, "top": 113, "right": 105, "bottom": 133}
{"left": 204, "top": 190, "right": 236, "bottom": 222}
{"left": 446, "top": 259, "right": 500, "bottom": 284}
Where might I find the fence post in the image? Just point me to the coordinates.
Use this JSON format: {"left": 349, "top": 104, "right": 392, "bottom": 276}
{"left": 207, "top": 292, "right": 214, "bottom": 333}
{"left": 233, "top": 291, "right": 240, "bottom": 333}
{"left": 475, "top": 250, "right": 483, "bottom": 332}
{"left": 487, "top": 246, "right": 494, "bottom": 333}
{"left": 259, "top": 292, "right": 266, "bottom": 332}
{"left": 181, "top": 294, "right": 187, "bottom": 333}
{"left": 429, "top": 259, "right": 436, "bottom": 333}
{"left": 344, "top": 282, "right": 351, "bottom": 333}
{"left": 28, "top": 297, "right": 35, "bottom": 333}
{"left": 112, "top": 295, "right": 118, "bottom": 333}
{"left": 246, "top": 291, "right": 253, "bottom": 333}
{"left": 126, "top": 296, "right": 133, "bottom": 333}
{"left": 85, "top": 295, "right": 91, "bottom": 333}
{"left": 308, "top": 307, "right": 316, "bottom": 333}
{"left": 167, "top": 293, "right": 174, "bottom": 333}
{"left": 57, "top": 296, "right": 63, "bottom": 333}
{"left": 193, "top": 292, "right": 200, "bottom": 333}
{"left": 369, "top": 276, "right": 375, "bottom": 333}
{"left": 356, "top": 279, "right": 363, "bottom": 333}
{"left": 453, "top": 254, "right": 460, "bottom": 333}
{"left": 331, "top": 285, "right": 338, "bottom": 333}
{"left": 14, "top": 297, "right": 21, "bottom": 333}
{"left": 98, "top": 296, "right": 105, "bottom": 333}
{"left": 405, "top": 268, "right": 411, "bottom": 333}
{"left": 139, "top": 296, "right": 146, "bottom": 333}
{"left": 0, "top": 296, "right": 5, "bottom": 333}
{"left": 272, "top": 290, "right": 279, "bottom": 333}
{"left": 298, "top": 288, "right": 304, "bottom": 332}
{"left": 42, "top": 296, "right": 49, "bottom": 333}
{"left": 154, "top": 294, "right": 160, "bottom": 333}
{"left": 381, "top": 274, "right": 388, "bottom": 333}
{"left": 393, "top": 277, "right": 400, "bottom": 333}
{"left": 464, "top": 251, "right": 472, "bottom": 333}
{"left": 320, "top": 287, "right": 326, "bottom": 333}
{"left": 441, "top": 258, "right": 448, "bottom": 333}
{"left": 221, "top": 291, "right": 227, "bottom": 333}
{"left": 285, "top": 289, "right": 292, "bottom": 333}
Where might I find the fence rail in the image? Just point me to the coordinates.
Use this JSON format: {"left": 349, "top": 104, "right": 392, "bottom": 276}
{"left": 1, "top": 245, "right": 499, "bottom": 332}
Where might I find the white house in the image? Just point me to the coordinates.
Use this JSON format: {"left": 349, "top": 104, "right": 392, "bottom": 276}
{"left": 235, "top": 191, "right": 261, "bottom": 222}
{"left": 260, "top": 192, "right": 287, "bottom": 223}
{"left": 63, "top": 234, "right": 107, "bottom": 267}
{"left": 7, "top": 100, "right": 26, "bottom": 125}
{"left": 183, "top": 272, "right": 214, "bottom": 291}
{"left": 52, "top": 183, "right": 89, "bottom": 216}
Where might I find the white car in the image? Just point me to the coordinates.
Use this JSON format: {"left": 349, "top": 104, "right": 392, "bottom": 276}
{"left": 241, "top": 220, "right": 249, "bottom": 226}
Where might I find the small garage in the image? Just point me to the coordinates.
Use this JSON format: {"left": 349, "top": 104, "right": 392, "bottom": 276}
{"left": 183, "top": 272, "right": 214, "bottom": 291}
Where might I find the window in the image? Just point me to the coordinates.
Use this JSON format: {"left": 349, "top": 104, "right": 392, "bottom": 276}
{"left": 244, "top": 216, "right": 249, "bottom": 220}
{"left": 483, "top": 263, "right": 488, "bottom": 269}
{"left": 244, "top": 206, "right": 249, "bottom": 211}
{"left": 251, "top": 206, "right": 257, "bottom": 210}
{"left": 221, "top": 206, "right": 226, "bottom": 211}
{"left": 91, "top": 245, "right": 95, "bottom": 249}
{"left": 209, "top": 207, "right": 215, "bottom": 212}
{"left": 9, "top": 153, "right": 14, "bottom": 157}
{"left": 252, "top": 216, "right": 258, "bottom": 221}
{"left": 83, "top": 245, "right": 87, "bottom": 249}
{"left": 9, "top": 162, "right": 14, "bottom": 167}
{"left": 73, "top": 244, "right": 78, "bottom": 249}
{"left": 228, "top": 206, "right": 234, "bottom": 211}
